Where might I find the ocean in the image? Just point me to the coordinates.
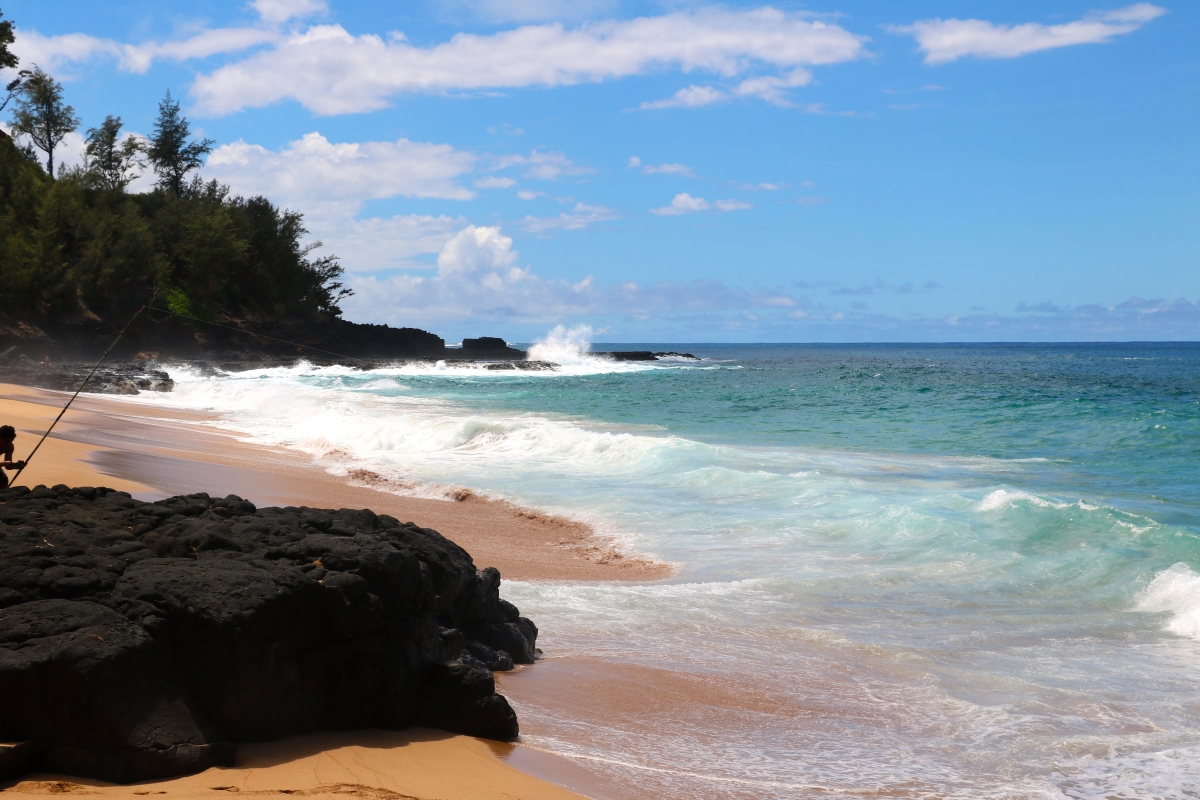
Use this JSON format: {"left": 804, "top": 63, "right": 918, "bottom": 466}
{"left": 138, "top": 332, "right": 1200, "bottom": 799}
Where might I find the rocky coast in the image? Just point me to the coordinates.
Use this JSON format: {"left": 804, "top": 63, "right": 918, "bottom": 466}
{"left": 0, "top": 486, "right": 538, "bottom": 783}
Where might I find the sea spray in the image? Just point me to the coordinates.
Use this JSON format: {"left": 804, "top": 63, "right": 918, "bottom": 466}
{"left": 527, "top": 323, "right": 597, "bottom": 365}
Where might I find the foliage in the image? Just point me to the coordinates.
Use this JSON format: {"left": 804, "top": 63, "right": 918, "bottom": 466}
{"left": 0, "top": 7, "right": 15, "bottom": 71}
{"left": 0, "top": 138, "right": 351, "bottom": 320}
{"left": 146, "top": 91, "right": 213, "bottom": 195}
{"left": 84, "top": 116, "right": 146, "bottom": 192}
{"left": 8, "top": 66, "right": 79, "bottom": 177}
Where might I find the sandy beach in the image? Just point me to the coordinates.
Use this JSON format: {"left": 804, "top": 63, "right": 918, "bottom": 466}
{"left": 0, "top": 383, "right": 669, "bottom": 583}
{"left": 0, "top": 381, "right": 669, "bottom": 800}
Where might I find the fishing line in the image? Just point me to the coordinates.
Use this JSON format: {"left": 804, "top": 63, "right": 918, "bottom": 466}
{"left": 11, "top": 300, "right": 399, "bottom": 487}
{"left": 11, "top": 297, "right": 153, "bottom": 487}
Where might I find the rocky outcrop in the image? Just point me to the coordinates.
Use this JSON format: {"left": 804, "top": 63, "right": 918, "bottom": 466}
{"left": 0, "top": 351, "right": 175, "bottom": 395}
{"left": 0, "top": 486, "right": 538, "bottom": 783}
{"left": 0, "top": 311, "right": 447, "bottom": 366}
{"left": 594, "top": 351, "right": 658, "bottom": 361}
{"left": 456, "top": 336, "right": 527, "bottom": 361}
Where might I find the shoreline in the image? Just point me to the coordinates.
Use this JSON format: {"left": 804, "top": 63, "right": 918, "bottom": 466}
{"left": 0, "top": 381, "right": 671, "bottom": 799}
{"left": 0, "top": 383, "right": 671, "bottom": 582}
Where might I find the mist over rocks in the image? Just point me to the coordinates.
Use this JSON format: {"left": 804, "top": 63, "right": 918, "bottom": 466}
{"left": 0, "top": 486, "right": 538, "bottom": 783}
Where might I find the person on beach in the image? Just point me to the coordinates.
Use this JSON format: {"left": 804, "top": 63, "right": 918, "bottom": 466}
{"left": 0, "top": 426, "right": 26, "bottom": 489}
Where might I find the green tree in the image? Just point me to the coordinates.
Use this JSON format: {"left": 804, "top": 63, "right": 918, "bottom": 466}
{"left": 84, "top": 115, "right": 145, "bottom": 192}
{"left": 0, "top": 7, "right": 27, "bottom": 114}
{"left": 146, "top": 91, "right": 213, "bottom": 195}
{"left": 0, "top": 7, "right": 15, "bottom": 70}
{"left": 9, "top": 66, "right": 79, "bottom": 177}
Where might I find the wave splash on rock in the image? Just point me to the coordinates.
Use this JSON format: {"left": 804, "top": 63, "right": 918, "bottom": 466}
{"left": 0, "top": 486, "right": 538, "bottom": 783}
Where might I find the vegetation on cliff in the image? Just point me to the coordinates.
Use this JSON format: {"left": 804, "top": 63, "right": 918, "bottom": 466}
{"left": 0, "top": 13, "right": 350, "bottom": 326}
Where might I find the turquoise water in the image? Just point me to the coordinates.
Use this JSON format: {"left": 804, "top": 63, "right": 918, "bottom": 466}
{"left": 142, "top": 339, "right": 1200, "bottom": 799}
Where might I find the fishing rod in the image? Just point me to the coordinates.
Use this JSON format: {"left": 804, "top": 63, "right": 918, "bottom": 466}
{"left": 11, "top": 294, "right": 155, "bottom": 487}
{"left": 11, "top": 297, "right": 384, "bottom": 487}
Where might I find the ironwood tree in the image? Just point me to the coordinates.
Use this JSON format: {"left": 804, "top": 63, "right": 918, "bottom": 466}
{"left": 84, "top": 115, "right": 145, "bottom": 192}
{"left": 146, "top": 91, "right": 213, "bottom": 195}
{"left": 9, "top": 66, "right": 79, "bottom": 177}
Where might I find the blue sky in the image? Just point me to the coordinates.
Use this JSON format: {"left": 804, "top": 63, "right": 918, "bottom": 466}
{"left": 3, "top": 1, "right": 1196, "bottom": 342}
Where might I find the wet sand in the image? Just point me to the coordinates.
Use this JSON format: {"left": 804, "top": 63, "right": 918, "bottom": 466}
{"left": 0, "top": 384, "right": 671, "bottom": 582}
{"left": 0, "top": 381, "right": 681, "bottom": 800}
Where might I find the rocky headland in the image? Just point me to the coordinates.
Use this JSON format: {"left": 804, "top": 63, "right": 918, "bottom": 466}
{"left": 0, "top": 485, "right": 538, "bottom": 784}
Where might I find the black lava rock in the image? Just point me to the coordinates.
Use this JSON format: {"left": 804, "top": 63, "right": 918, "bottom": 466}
{"left": 0, "top": 486, "right": 538, "bottom": 783}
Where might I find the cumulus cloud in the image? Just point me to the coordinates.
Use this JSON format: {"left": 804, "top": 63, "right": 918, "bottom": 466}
{"left": 203, "top": 132, "right": 480, "bottom": 272}
{"left": 251, "top": 0, "right": 328, "bottom": 25}
{"left": 522, "top": 202, "right": 619, "bottom": 232}
{"left": 491, "top": 149, "right": 594, "bottom": 180}
{"left": 9, "top": 27, "right": 279, "bottom": 76}
{"left": 207, "top": 132, "right": 476, "bottom": 212}
{"left": 639, "top": 85, "right": 727, "bottom": 110}
{"left": 474, "top": 176, "right": 516, "bottom": 189}
{"left": 343, "top": 245, "right": 827, "bottom": 328}
{"left": 734, "top": 68, "right": 812, "bottom": 105}
{"left": 891, "top": 3, "right": 1166, "bottom": 64}
{"left": 191, "top": 8, "right": 866, "bottom": 115}
{"left": 341, "top": 232, "right": 1200, "bottom": 341}
{"left": 651, "top": 193, "right": 751, "bottom": 216}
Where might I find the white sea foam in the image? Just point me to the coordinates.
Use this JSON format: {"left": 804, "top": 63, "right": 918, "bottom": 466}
{"left": 1135, "top": 563, "right": 1200, "bottom": 641}
{"left": 977, "top": 488, "right": 1069, "bottom": 511}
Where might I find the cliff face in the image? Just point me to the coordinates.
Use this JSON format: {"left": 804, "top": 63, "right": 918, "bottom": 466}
{"left": 0, "top": 312, "right": 448, "bottom": 364}
{"left": 0, "top": 486, "right": 537, "bottom": 783}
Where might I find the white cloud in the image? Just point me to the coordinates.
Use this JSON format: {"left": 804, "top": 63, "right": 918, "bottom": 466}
{"left": 642, "top": 162, "right": 696, "bottom": 177}
{"left": 10, "top": 27, "right": 279, "bottom": 76}
{"left": 251, "top": 0, "right": 328, "bottom": 25}
{"left": 437, "top": 225, "right": 519, "bottom": 276}
{"left": 207, "top": 132, "right": 476, "bottom": 212}
{"left": 517, "top": 190, "right": 544, "bottom": 200}
{"left": 734, "top": 68, "right": 812, "bottom": 105}
{"left": 328, "top": 215, "right": 467, "bottom": 273}
{"left": 191, "top": 8, "right": 866, "bottom": 115}
{"left": 736, "top": 181, "right": 789, "bottom": 191}
{"left": 651, "top": 193, "right": 751, "bottom": 216}
{"left": 522, "top": 202, "right": 619, "bottom": 232}
{"left": 652, "top": 193, "right": 710, "bottom": 216}
{"left": 492, "top": 149, "right": 593, "bottom": 180}
{"left": 475, "top": 176, "right": 516, "bottom": 189}
{"left": 449, "top": 0, "right": 618, "bottom": 24}
{"left": 639, "top": 85, "right": 727, "bottom": 110}
{"left": 627, "top": 156, "right": 641, "bottom": 169}
{"left": 344, "top": 225, "right": 605, "bottom": 324}
{"left": 891, "top": 3, "right": 1166, "bottom": 64}
{"left": 204, "top": 132, "right": 479, "bottom": 273}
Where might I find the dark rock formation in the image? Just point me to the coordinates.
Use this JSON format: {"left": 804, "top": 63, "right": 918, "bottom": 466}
{"left": 654, "top": 351, "right": 698, "bottom": 360}
{"left": 457, "top": 336, "right": 526, "bottom": 361}
{"left": 0, "top": 311, "right": 447, "bottom": 367}
{"left": 0, "top": 352, "right": 175, "bottom": 395}
{"left": 594, "top": 351, "right": 658, "bottom": 361}
{"left": 0, "top": 486, "right": 538, "bottom": 783}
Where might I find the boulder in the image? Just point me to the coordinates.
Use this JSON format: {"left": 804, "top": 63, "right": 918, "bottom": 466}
{"left": 0, "top": 486, "right": 538, "bottom": 782}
